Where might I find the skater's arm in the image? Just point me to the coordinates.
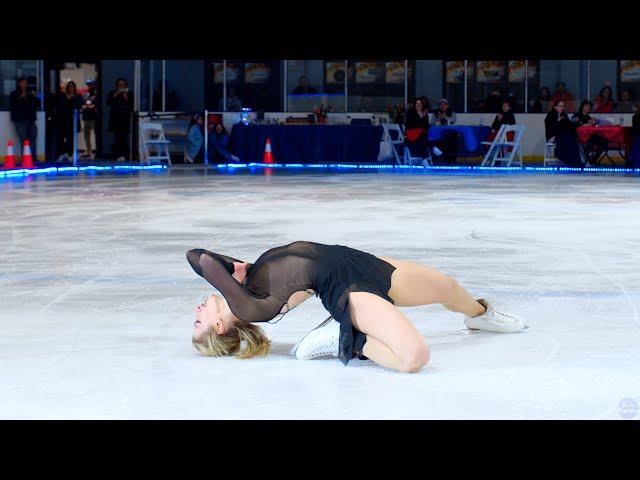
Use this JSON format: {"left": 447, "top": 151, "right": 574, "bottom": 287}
{"left": 186, "top": 249, "right": 280, "bottom": 322}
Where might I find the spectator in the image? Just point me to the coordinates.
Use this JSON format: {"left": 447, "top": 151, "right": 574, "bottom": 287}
{"left": 184, "top": 113, "right": 204, "bottom": 164}
{"left": 491, "top": 100, "right": 516, "bottom": 132}
{"left": 572, "top": 100, "right": 596, "bottom": 126}
{"left": 218, "top": 87, "right": 243, "bottom": 112}
{"left": 551, "top": 82, "right": 574, "bottom": 104}
{"left": 629, "top": 103, "right": 640, "bottom": 168}
{"left": 404, "top": 97, "right": 432, "bottom": 158}
{"left": 81, "top": 80, "right": 98, "bottom": 159}
{"left": 594, "top": 85, "right": 615, "bottom": 113}
{"left": 545, "top": 100, "right": 582, "bottom": 167}
{"left": 532, "top": 87, "right": 552, "bottom": 113}
{"left": 484, "top": 88, "right": 503, "bottom": 113}
{"left": 573, "top": 100, "right": 607, "bottom": 163}
{"left": 292, "top": 75, "right": 317, "bottom": 95}
{"left": 431, "top": 98, "right": 457, "bottom": 126}
{"left": 107, "top": 78, "right": 134, "bottom": 161}
{"left": 56, "top": 81, "right": 82, "bottom": 163}
{"left": 9, "top": 76, "right": 39, "bottom": 162}
{"left": 617, "top": 89, "right": 634, "bottom": 113}
{"left": 208, "top": 123, "right": 240, "bottom": 163}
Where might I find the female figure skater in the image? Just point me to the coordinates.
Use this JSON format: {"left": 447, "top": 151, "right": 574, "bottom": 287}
{"left": 188, "top": 241, "right": 527, "bottom": 373}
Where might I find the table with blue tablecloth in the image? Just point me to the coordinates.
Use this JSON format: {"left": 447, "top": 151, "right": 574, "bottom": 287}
{"left": 229, "top": 124, "right": 384, "bottom": 164}
{"left": 429, "top": 125, "right": 492, "bottom": 154}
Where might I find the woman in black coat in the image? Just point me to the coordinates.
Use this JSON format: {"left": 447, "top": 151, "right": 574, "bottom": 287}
{"left": 491, "top": 100, "right": 516, "bottom": 132}
{"left": 56, "top": 81, "right": 83, "bottom": 162}
{"left": 107, "top": 78, "right": 134, "bottom": 161}
{"left": 545, "top": 100, "right": 583, "bottom": 167}
{"left": 629, "top": 104, "right": 640, "bottom": 169}
{"left": 404, "top": 97, "right": 432, "bottom": 158}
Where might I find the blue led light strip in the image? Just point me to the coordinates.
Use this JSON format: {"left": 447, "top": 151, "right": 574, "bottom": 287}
{"left": 0, "top": 164, "right": 167, "bottom": 178}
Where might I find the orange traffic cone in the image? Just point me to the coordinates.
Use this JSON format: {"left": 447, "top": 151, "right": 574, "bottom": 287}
{"left": 263, "top": 137, "right": 274, "bottom": 164}
{"left": 4, "top": 140, "right": 16, "bottom": 169}
{"left": 22, "top": 140, "right": 34, "bottom": 169}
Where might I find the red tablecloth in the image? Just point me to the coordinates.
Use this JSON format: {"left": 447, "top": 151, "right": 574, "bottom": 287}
{"left": 576, "top": 126, "right": 633, "bottom": 157}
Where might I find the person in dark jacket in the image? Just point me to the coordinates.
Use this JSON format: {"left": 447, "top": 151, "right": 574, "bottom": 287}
{"left": 545, "top": 100, "right": 583, "bottom": 167}
{"left": 628, "top": 104, "right": 640, "bottom": 169}
{"left": 9, "top": 76, "right": 39, "bottom": 161}
{"left": 491, "top": 100, "right": 516, "bottom": 132}
{"left": 208, "top": 123, "right": 239, "bottom": 163}
{"left": 404, "top": 97, "right": 432, "bottom": 159}
{"left": 81, "top": 80, "right": 98, "bottom": 158}
{"left": 56, "top": 81, "right": 83, "bottom": 163}
{"left": 107, "top": 78, "right": 134, "bottom": 161}
{"left": 532, "top": 87, "right": 552, "bottom": 113}
{"left": 572, "top": 100, "right": 608, "bottom": 165}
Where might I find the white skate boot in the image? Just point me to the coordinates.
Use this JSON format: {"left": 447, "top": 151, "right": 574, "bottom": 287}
{"left": 290, "top": 316, "right": 340, "bottom": 360}
{"left": 464, "top": 299, "right": 529, "bottom": 333}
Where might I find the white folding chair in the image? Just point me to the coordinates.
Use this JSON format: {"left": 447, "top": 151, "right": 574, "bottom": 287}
{"left": 480, "top": 124, "right": 506, "bottom": 164}
{"left": 481, "top": 124, "right": 524, "bottom": 167}
{"left": 139, "top": 122, "right": 172, "bottom": 165}
{"left": 381, "top": 123, "right": 405, "bottom": 165}
{"left": 543, "top": 141, "right": 562, "bottom": 167}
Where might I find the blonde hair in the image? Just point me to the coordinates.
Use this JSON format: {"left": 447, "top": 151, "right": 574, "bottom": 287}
{"left": 193, "top": 322, "right": 271, "bottom": 359}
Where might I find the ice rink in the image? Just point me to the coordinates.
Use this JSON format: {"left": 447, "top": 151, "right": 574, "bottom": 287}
{"left": 1, "top": 167, "right": 639, "bottom": 419}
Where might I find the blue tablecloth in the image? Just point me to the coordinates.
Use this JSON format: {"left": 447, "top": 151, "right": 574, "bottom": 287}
{"left": 229, "top": 124, "right": 383, "bottom": 164}
{"left": 429, "top": 126, "right": 491, "bottom": 154}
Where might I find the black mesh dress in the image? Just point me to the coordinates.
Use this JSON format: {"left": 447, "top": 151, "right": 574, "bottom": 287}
{"left": 186, "top": 241, "right": 397, "bottom": 365}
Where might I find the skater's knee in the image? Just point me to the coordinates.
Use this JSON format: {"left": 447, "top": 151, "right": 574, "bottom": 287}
{"left": 398, "top": 342, "right": 430, "bottom": 373}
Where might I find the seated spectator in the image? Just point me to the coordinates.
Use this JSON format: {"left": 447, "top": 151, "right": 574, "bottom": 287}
{"left": 532, "top": 87, "right": 552, "bottom": 113}
{"left": 404, "top": 97, "right": 434, "bottom": 158}
{"left": 208, "top": 123, "right": 240, "bottom": 163}
{"left": 594, "top": 85, "right": 615, "bottom": 113}
{"left": 184, "top": 113, "right": 204, "bottom": 164}
{"left": 545, "top": 100, "right": 583, "bottom": 167}
{"left": 573, "top": 100, "right": 607, "bottom": 163}
{"left": 491, "top": 100, "right": 516, "bottom": 132}
{"left": 292, "top": 75, "right": 317, "bottom": 95}
{"left": 217, "top": 87, "right": 243, "bottom": 112}
{"left": 617, "top": 89, "right": 634, "bottom": 113}
{"left": 431, "top": 98, "right": 457, "bottom": 126}
{"left": 551, "top": 82, "right": 574, "bottom": 104}
{"left": 484, "top": 88, "right": 503, "bottom": 113}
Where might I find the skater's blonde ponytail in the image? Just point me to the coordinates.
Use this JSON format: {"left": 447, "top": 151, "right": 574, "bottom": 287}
{"left": 193, "top": 322, "right": 271, "bottom": 359}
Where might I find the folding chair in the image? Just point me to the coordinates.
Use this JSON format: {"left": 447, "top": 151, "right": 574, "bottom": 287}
{"left": 543, "top": 141, "right": 562, "bottom": 167}
{"left": 381, "top": 123, "right": 405, "bottom": 165}
{"left": 139, "top": 122, "right": 172, "bottom": 165}
{"left": 481, "top": 124, "right": 524, "bottom": 167}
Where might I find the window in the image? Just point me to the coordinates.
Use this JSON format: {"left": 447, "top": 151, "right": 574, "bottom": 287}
{"left": 413, "top": 60, "right": 442, "bottom": 111}
{"left": 0, "top": 60, "right": 40, "bottom": 110}
{"left": 443, "top": 60, "right": 470, "bottom": 113}
{"left": 468, "top": 60, "right": 526, "bottom": 113}
{"left": 164, "top": 60, "right": 204, "bottom": 112}
{"left": 616, "top": 61, "right": 639, "bottom": 113}
{"left": 531, "top": 60, "right": 588, "bottom": 113}
{"left": 286, "top": 60, "right": 346, "bottom": 113}
{"left": 347, "top": 60, "right": 405, "bottom": 113}
{"left": 139, "top": 60, "right": 162, "bottom": 111}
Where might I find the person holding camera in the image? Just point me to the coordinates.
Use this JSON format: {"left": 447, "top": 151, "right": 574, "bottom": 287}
{"left": 9, "top": 76, "right": 39, "bottom": 161}
{"left": 107, "top": 78, "right": 134, "bottom": 161}
{"left": 81, "top": 80, "right": 98, "bottom": 159}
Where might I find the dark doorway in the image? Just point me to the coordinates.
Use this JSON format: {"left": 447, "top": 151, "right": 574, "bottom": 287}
{"left": 44, "top": 61, "right": 101, "bottom": 162}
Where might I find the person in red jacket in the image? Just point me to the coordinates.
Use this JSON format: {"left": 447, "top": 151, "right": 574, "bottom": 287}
{"left": 594, "top": 85, "right": 615, "bottom": 113}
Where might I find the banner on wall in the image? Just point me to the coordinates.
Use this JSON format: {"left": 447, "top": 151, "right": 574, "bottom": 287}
{"left": 507, "top": 60, "right": 538, "bottom": 82}
{"left": 385, "top": 62, "right": 405, "bottom": 84}
{"left": 620, "top": 61, "right": 640, "bottom": 83}
{"left": 213, "top": 63, "right": 240, "bottom": 84}
{"left": 325, "top": 61, "right": 346, "bottom": 84}
{"left": 355, "top": 62, "right": 384, "bottom": 84}
{"left": 476, "top": 61, "right": 505, "bottom": 83}
{"left": 244, "top": 63, "right": 272, "bottom": 84}
{"left": 446, "top": 61, "right": 473, "bottom": 83}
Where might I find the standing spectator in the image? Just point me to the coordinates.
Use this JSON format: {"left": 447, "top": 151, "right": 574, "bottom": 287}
{"left": 218, "top": 87, "right": 243, "bottom": 112}
{"left": 617, "top": 89, "right": 634, "bottom": 113}
{"left": 594, "top": 85, "right": 615, "bottom": 113}
{"left": 107, "top": 78, "right": 134, "bottom": 161}
{"left": 532, "top": 87, "right": 552, "bottom": 113}
{"left": 292, "top": 75, "right": 318, "bottom": 94}
{"left": 545, "top": 100, "right": 582, "bottom": 167}
{"left": 404, "top": 97, "right": 433, "bottom": 159}
{"left": 208, "top": 123, "right": 240, "bottom": 163}
{"left": 484, "top": 88, "right": 503, "bottom": 113}
{"left": 184, "top": 113, "right": 204, "bottom": 164}
{"left": 551, "top": 82, "right": 574, "bottom": 104}
{"left": 628, "top": 103, "right": 640, "bottom": 168}
{"left": 491, "top": 100, "right": 516, "bottom": 132}
{"left": 9, "top": 76, "right": 39, "bottom": 162}
{"left": 81, "top": 80, "right": 98, "bottom": 159}
{"left": 56, "top": 81, "right": 82, "bottom": 163}
{"left": 431, "top": 98, "right": 457, "bottom": 126}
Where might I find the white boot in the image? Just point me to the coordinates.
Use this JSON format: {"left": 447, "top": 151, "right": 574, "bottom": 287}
{"left": 290, "top": 316, "right": 340, "bottom": 360}
{"left": 464, "top": 299, "right": 529, "bottom": 333}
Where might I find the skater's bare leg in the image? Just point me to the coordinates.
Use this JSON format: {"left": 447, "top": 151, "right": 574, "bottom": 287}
{"left": 378, "top": 256, "right": 485, "bottom": 317}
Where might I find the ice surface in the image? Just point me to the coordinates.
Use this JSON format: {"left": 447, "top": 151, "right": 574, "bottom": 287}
{"left": 1, "top": 169, "right": 639, "bottom": 419}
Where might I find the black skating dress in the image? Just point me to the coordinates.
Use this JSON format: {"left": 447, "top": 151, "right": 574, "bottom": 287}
{"left": 186, "top": 241, "right": 397, "bottom": 365}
